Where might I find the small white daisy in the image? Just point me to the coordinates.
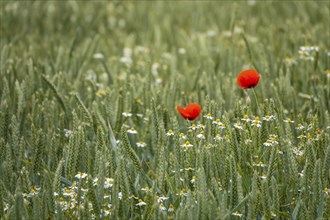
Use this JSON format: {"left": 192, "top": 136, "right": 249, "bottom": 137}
{"left": 127, "top": 127, "right": 138, "bottom": 134}
{"left": 136, "top": 141, "right": 147, "bottom": 148}
{"left": 136, "top": 199, "right": 147, "bottom": 206}
{"left": 122, "top": 112, "right": 132, "bottom": 117}
{"left": 203, "top": 113, "right": 213, "bottom": 120}
{"left": 166, "top": 129, "right": 175, "bottom": 136}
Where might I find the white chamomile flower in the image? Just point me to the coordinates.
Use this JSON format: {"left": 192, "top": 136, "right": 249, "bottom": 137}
{"left": 233, "top": 122, "right": 243, "bottom": 130}
{"left": 204, "top": 113, "right": 213, "bottom": 120}
{"left": 196, "top": 132, "right": 205, "bottom": 139}
{"left": 213, "top": 118, "right": 223, "bottom": 126}
{"left": 127, "top": 127, "right": 138, "bottom": 134}
{"left": 75, "top": 172, "right": 88, "bottom": 179}
{"left": 166, "top": 129, "right": 175, "bottom": 136}
{"left": 295, "top": 123, "right": 304, "bottom": 130}
{"left": 283, "top": 118, "right": 294, "bottom": 123}
{"left": 122, "top": 112, "right": 132, "bottom": 117}
{"left": 136, "top": 199, "right": 147, "bottom": 207}
{"left": 179, "top": 133, "right": 187, "bottom": 139}
{"left": 262, "top": 115, "right": 275, "bottom": 121}
{"left": 159, "top": 203, "right": 167, "bottom": 211}
{"left": 136, "top": 141, "right": 147, "bottom": 148}
{"left": 181, "top": 141, "right": 193, "bottom": 151}
{"left": 214, "top": 134, "right": 223, "bottom": 141}
{"left": 241, "top": 114, "right": 251, "bottom": 122}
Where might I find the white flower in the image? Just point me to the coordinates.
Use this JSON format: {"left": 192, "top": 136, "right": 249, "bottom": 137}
{"left": 104, "top": 178, "right": 113, "bottom": 188}
{"left": 262, "top": 115, "right": 275, "bottom": 121}
{"left": 178, "top": 48, "right": 186, "bottom": 54}
{"left": 75, "top": 172, "right": 88, "bottom": 179}
{"left": 245, "top": 139, "right": 253, "bottom": 144}
{"left": 93, "top": 53, "right": 104, "bottom": 60}
{"left": 136, "top": 141, "right": 147, "bottom": 148}
{"left": 283, "top": 118, "right": 294, "bottom": 123}
{"left": 189, "top": 124, "right": 197, "bottom": 130}
{"left": 118, "top": 192, "right": 122, "bottom": 200}
{"left": 295, "top": 123, "right": 304, "bottom": 130}
{"left": 93, "top": 177, "right": 99, "bottom": 186}
{"left": 214, "top": 134, "right": 223, "bottom": 141}
{"left": 141, "top": 187, "right": 152, "bottom": 192}
{"left": 166, "top": 129, "right": 175, "bottom": 136}
{"left": 122, "top": 112, "right": 132, "bottom": 117}
{"left": 179, "top": 133, "right": 187, "bottom": 140}
{"left": 136, "top": 199, "right": 147, "bottom": 206}
{"left": 181, "top": 141, "right": 193, "bottom": 151}
{"left": 212, "top": 118, "right": 223, "bottom": 126}
{"left": 252, "top": 162, "right": 267, "bottom": 167}
{"left": 196, "top": 133, "right": 205, "bottom": 139}
{"left": 241, "top": 115, "right": 251, "bottom": 122}
{"left": 168, "top": 204, "right": 174, "bottom": 212}
{"left": 64, "top": 129, "right": 73, "bottom": 138}
{"left": 203, "top": 113, "right": 213, "bottom": 120}
{"left": 159, "top": 203, "right": 167, "bottom": 211}
{"left": 233, "top": 122, "right": 243, "bottom": 130}
{"left": 251, "top": 120, "right": 261, "bottom": 127}
{"left": 127, "top": 127, "right": 138, "bottom": 134}
{"left": 190, "top": 176, "right": 197, "bottom": 183}
{"left": 119, "top": 56, "right": 132, "bottom": 65}
{"left": 232, "top": 211, "right": 243, "bottom": 217}
{"left": 157, "top": 195, "right": 168, "bottom": 203}
{"left": 136, "top": 113, "right": 144, "bottom": 118}
{"left": 197, "top": 123, "right": 206, "bottom": 129}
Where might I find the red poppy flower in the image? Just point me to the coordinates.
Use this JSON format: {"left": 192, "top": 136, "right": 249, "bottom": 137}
{"left": 177, "top": 103, "right": 201, "bottom": 120}
{"left": 237, "top": 69, "right": 260, "bottom": 89}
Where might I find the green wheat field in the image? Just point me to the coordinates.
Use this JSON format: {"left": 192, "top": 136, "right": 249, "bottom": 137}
{"left": 1, "top": 1, "right": 330, "bottom": 219}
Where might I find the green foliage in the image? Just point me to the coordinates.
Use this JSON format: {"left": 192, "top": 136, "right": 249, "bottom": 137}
{"left": 1, "top": 1, "right": 329, "bottom": 219}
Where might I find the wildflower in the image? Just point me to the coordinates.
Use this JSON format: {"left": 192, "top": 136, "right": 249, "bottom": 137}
{"left": 237, "top": 69, "right": 260, "bottom": 89}
{"left": 104, "top": 178, "right": 113, "bottom": 188}
{"left": 262, "top": 115, "right": 275, "bottom": 121}
{"left": 127, "top": 127, "right": 138, "bottom": 134}
{"left": 323, "top": 188, "right": 330, "bottom": 196}
{"left": 190, "top": 176, "right": 197, "bottom": 183}
{"left": 284, "top": 118, "right": 294, "bottom": 123}
{"left": 93, "top": 177, "right": 99, "bottom": 186}
{"left": 241, "top": 114, "right": 251, "bottom": 122}
{"left": 252, "top": 161, "right": 267, "bottom": 167}
{"left": 168, "top": 204, "right": 174, "bottom": 212}
{"left": 214, "top": 134, "right": 223, "bottom": 141}
{"left": 213, "top": 118, "right": 223, "bottom": 126}
{"left": 196, "top": 132, "right": 205, "bottom": 139}
{"left": 178, "top": 48, "right": 186, "bottom": 54}
{"left": 122, "top": 112, "right": 132, "bottom": 117}
{"left": 233, "top": 122, "right": 243, "bottom": 130}
{"left": 232, "top": 211, "right": 243, "bottom": 217}
{"left": 219, "top": 123, "right": 226, "bottom": 129}
{"left": 177, "top": 103, "right": 201, "bottom": 120}
{"left": 263, "top": 135, "right": 278, "bottom": 147}
{"left": 179, "top": 133, "right": 187, "bottom": 139}
{"left": 295, "top": 123, "right": 304, "bottom": 130}
{"left": 181, "top": 141, "right": 193, "bottom": 151}
{"left": 251, "top": 117, "right": 262, "bottom": 127}
{"left": 197, "top": 123, "right": 206, "bottom": 129}
{"left": 204, "top": 113, "right": 213, "bottom": 120}
{"left": 189, "top": 124, "right": 198, "bottom": 130}
{"left": 75, "top": 172, "right": 88, "bottom": 179}
{"left": 157, "top": 195, "right": 168, "bottom": 203}
{"left": 159, "top": 203, "right": 167, "bottom": 211}
{"left": 166, "top": 129, "right": 175, "bottom": 136}
{"left": 177, "top": 190, "right": 188, "bottom": 197}
{"left": 27, "top": 186, "right": 41, "bottom": 197}
{"left": 64, "top": 129, "right": 73, "bottom": 138}
{"left": 93, "top": 53, "right": 104, "bottom": 60}
{"left": 136, "top": 141, "right": 147, "bottom": 148}
{"left": 141, "top": 187, "right": 152, "bottom": 192}
{"left": 260, "top": 174, "right": 267, "bottom": 180}
{"left": 325, "top": 69, "right": 330, "bottom": 78}
{"left": 136, "top": 199, "right": 147, "bottom": 206}
{"left": 119, "top": 56, "right": 132, "bottom": 65}
{"left": 136, "top": 113, "right": 144, "bottom": 118}
{"left": 118, "top": 192, "right": 122, "bottom": 200}
{"left": 284, "top": 57, "right": 297, "bottom": 65}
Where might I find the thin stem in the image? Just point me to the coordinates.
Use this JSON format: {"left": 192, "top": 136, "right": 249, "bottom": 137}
{"left": 251, "top": 87, "right": 260, "bottom": 114}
